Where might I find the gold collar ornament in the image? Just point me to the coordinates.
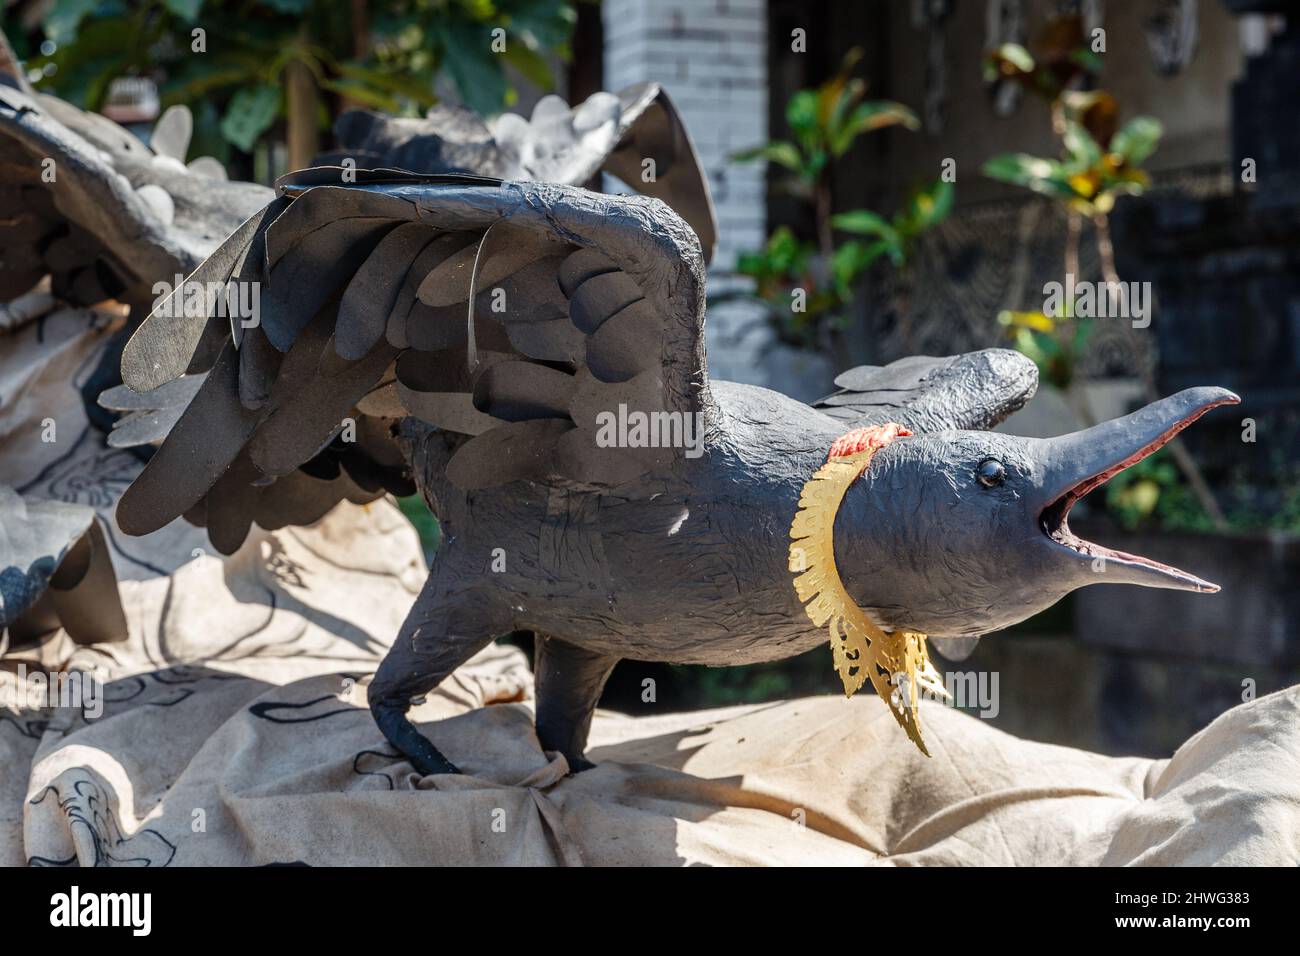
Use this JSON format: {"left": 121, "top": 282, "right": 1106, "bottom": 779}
{"left": 789, "top": 423, "right": 950, "bottom": 756}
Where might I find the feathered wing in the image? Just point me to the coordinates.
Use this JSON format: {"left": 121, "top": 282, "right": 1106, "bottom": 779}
{"left": 320, "top": 84, "right": 717, "bottom": 264}
{"left": 97, "top": 374, "right": 207, "bottom": 449}
{"left": 0, "top": 81, "right": 270, "bottom": 307}
{"left": 813, "top": 349, "right": 1039, "bottom": 434}
{"left": 600, "top": 83, "right": 717, "bottom": 266}
{"left": 321, "top": 105, "right": 506, "bottom": 177}
{"left": 112, "top": 173, "right": 709, "bottom": 555}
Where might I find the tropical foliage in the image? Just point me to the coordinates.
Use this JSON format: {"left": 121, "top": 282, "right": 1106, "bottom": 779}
{"left": 980, "top": 28, "right": 1165, "bottom": 396}
{"left": 980, "top": 37, "right": 1231, "bottom": 528}
{"left": 14, "top": 0, "right": 576, "bottom": 164}
{"left": 983, "top": 95, "right": 1162, "bottom": 217}
{"left": 983, "top": 12, "right": 1102, "bottom": 106}
{"left": 732, "top": 50, "right": 946, "bottom": 351}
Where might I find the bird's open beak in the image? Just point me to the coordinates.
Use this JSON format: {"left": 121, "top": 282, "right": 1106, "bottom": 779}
{"left": 1037, "top": 387, "right": 1239, "bottom": 592}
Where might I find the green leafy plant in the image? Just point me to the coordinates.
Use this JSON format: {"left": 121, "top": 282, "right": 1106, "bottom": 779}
{"left": 983, "top": 94, "right": 1162, "bottom": 418}
{"left": 1104, "top": 449, "right": 1184, "bottom": 530}
{"left": 1104, "top": 453, "right": 1300, "bottom": 536}
{"left": 831, "top": 178, "right": 954, "bottom": 274}
{"left": 996, "top": 307, "right": 1091, "bottom": 394}
{"left": 983, "top": 13, "right": 1103, "bottom": 107}
{"left": 984, "top": 97, "right": 1161, "bottom": 423}
{"left": 983, "top": 106, "right": 1161, "bottom": 217}
{"left": 733, "top": 49, "right": 918, "bottom": 250}
{"left": 398, "top": 494, "right": 440, "bottom": 560}
{"left": 980, "top": 42, "right": 1231, "bottom": 529}
{"left": 20, "top": 0, "right": 576, "bottom": 169}
{"left": 731, "top": 50, "right": 942, "bottom": 352}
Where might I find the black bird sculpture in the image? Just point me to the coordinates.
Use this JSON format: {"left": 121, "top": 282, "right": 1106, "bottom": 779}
{"left": 110, "top": 171, "right": 1237, "bottom": 770}
{"left": 0, "top": 29, "right": 710, "bottom": 656}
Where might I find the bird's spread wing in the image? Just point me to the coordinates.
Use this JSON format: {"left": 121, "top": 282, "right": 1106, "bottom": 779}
{"left": 112, "top": 173, "right": 708, "bottom": 553}
{"left": 600, "top": 83, "right": 717, "bottom": 266}
{"left": 321, "top": 84, "right": 717, "bottom": 264}
{"left": 0, "top": 82, "right": 270, "bottom": 306}
{"left": 0, "top": 486, "right": 127, "bottom": 647}
{"left": 321, "top": 105, "right": 505, "bottom": 177}
{"left": 813, "top": 349, "right": 1038, "bottom": 433}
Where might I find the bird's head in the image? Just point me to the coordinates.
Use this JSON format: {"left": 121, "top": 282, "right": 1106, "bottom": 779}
{"left": 831, "top": 387, "right": 1239, "bottom": 638}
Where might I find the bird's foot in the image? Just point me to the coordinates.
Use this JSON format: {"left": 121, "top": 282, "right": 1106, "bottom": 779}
{"left": 412, "top": 751, "right": 461, "bottom": 776}
{"left": 371, "top": 699, "right": 461, "bottom": 776}
{"left": 564, "top": 754, "right": 597, "bottom": 775}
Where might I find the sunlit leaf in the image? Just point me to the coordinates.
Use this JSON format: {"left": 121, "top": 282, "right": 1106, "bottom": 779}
{"left": 831, "top": 208, "right": 893, "bottom": 237}
{"left": 824, "top": 77, "right": 864, "bottom": 144}
{"left": 163, "top": 0, "right": 205, "bottom": 19}
{"left": 438, "top": 22, "right": 509, "bottom": 115}
{"left": 1063, "top": 121, "right": 1102, "bottom": 170}
{"left": 906, "top": 178, "right": 954, "bottom": 229}
{"left": 220, "top": 84, "right": 280, "bottom": 152}
{"left": 998, "top": 309, "right": 1056, "bottom": 333}
{"left": 1109, "top": 116, "right": 1163, "bottom": 166}
{"left": 732, "top": 141, "right": 804, "bottom": 172}
{"left": 1067, "top": 171, "right": 1100, "bottom": 199}
{"left": 983, "top": 153, "right": 1076, "bottom": 198}
{"left": 502, "top": 40, "right": 555, "bottom": 90}
{"left": 43, "top": 0, "right": 100, "bottom": 46}
{"left": 844, "top": 100, "right": 919, "bottom": 136}
{"left": 996, "top": 43, "right": 1035, "bottom": 73}
{"left": 786, "top": 90, "right": 820, "bottom": 146}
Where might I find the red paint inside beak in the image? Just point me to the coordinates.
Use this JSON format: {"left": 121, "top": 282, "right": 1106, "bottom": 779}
{"left": 1039, "top": 393, "right": 1239, "bottom": 593}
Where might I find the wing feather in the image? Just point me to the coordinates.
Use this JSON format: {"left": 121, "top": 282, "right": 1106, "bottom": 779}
{"left": 120, "top": 199, "right": 285, "bottom": 392}
{"left": 115, "top": 342, "right": 262, "bottom": 536}
{"left": 112, "top": 175, "right": 708, "bottom": 550}
{"left": 260, "top": 218, "right": 401, "bottom": 350}
{"left": 335, "top": 222, "right": 439, "bottom": 359}
{"left": 812, "top": 350, "right": 1039, "bottom": 433}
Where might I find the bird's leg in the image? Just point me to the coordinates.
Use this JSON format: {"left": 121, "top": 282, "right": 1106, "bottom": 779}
{"left": 369, "top": 575, "right": 501, "bottom": 776}
{"left": 533, "top": 634, "right": 619, "bottom": 773}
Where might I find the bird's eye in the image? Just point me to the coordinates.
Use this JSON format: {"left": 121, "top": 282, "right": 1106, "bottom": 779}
{"left": 976, "top": 458, "right": 1006, "bottom": 488}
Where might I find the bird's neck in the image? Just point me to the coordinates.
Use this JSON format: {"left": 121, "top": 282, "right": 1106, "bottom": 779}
{"left": 827, "top": 459, "right": 922, "bottom": 626}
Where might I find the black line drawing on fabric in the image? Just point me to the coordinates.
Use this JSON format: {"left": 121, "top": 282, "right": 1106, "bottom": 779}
{"left": 0, "top": 713, "right": 48, "bottom": 740}
{"left": 352, "top": 749, "right": 403, "bottom": 789}
{"left": 249, "top": 694, "right": 362, "bottom": 724}
{"left": 28, "top": 779, "right": 177, "bottom": 867}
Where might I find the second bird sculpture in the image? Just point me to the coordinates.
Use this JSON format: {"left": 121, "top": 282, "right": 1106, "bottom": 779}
{"left": 112, "top": 172, "right": 1236, "bottom": 771}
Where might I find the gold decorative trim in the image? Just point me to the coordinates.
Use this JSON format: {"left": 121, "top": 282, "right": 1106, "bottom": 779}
{"left": 789, "top": 435, "right": 950, "bottom": 756}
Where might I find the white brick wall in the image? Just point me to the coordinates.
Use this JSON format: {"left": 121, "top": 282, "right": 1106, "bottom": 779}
{"left": 603, "top": 0, "right": 767, "bottom": 270}
{"left": 604, "top": 0, "right": 807, "bottom": 391}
